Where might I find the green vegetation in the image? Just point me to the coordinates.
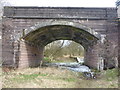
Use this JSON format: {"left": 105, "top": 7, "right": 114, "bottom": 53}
{"left": 44, "top": 40, "right": 84, "bottom": 61}
{"left": 11, "top": 73, "right": 48, "bottom": 82}
{"left": 2, "top": 67, "right": 118, "bottom": 88}
{"left": 43, "top": 56, "right": 76, "bottom": 63}
{"left": 43, "top": 57, "right": 51, "bottom": 63}
{"left": 63, "top": 78, "right": 76, "bottom": 82}
{"left": 104, "top": 68, "right": 118, "bottom": 81}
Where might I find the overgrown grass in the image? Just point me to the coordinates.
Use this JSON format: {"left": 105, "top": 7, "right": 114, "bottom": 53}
{"left": 104, "top": 68, "right": 118, "bottom": 81}
{"left": 11, "top": 73, "right": 48, "bottom": 82}
{"left": 43, "top": 57, "right": 75, "bottom": 63}
{"left": 46, "top": 75, "right": 76, "bottom": 82}
{"left": 63, "top": 78, "right": 76, "bottom": 82}
{"left": 2, "top": 67, "right": 118, "bottom": 88}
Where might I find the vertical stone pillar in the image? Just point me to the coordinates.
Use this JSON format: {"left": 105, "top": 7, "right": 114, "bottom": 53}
{"left": 0, "top": 16, "right": 2, "bottom": 65}
{"left": 84, "top": 42, "right": 100, "bottom": 69}
{"left": 116, "top": 0, "right": 120, "bottom": 68}
{"left": 18, "top": 41, "right": 44, "bottom": 68}
{"left": 118, "top": 22, "right": 120, "bottom": 68}
{"left": 118, "top": 17, "right": 120, "bottom": 69}
{"left": 2, "top": 18, "right": 15, "bottom": 67}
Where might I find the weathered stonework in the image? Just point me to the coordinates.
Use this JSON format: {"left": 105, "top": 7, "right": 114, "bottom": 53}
{"left": 116, "top": 1, "right": 120, "bottom": 68}
{"left": 18, "top": 41, "right": 44, "bottom": 68}
{"left": 2, "top": 7, "right": 118, "bottom": 69}
{"left": 118, "top": 21, "right": 120, "bottom": 68}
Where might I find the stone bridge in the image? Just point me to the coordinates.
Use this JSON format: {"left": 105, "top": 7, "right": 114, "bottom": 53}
{"left": 2, "top": 6, "right": 118, "bottom": 69}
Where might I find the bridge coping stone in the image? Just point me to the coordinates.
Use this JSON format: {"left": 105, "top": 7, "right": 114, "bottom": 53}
{"left": 3, "top": 6, "right": 117, "bottom": 20}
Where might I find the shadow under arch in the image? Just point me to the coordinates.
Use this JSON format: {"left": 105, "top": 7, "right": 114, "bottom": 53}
{"left": 18, "top": 20, "right": 100, "bottom": 69}
{"left": 24, "top": 20, "right": 99, "bottom": 39}
{"left": 24, "top": 25, "right": 98, "bottom": 49}
{"left": 23, "top": 20, "right": 99, "bottom": 49}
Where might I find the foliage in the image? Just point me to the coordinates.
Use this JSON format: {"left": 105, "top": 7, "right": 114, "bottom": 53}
{"left": 62, "top": 41, "right": 84, "bottom": 56}
{"left": 44, "top": 40, "right": 84, "bottom": 61}
{"left": 43, "top": 57, "right": 50, "bottom": 61}
{"left": 44, "top": 40, "right": 64, "bottom": 58}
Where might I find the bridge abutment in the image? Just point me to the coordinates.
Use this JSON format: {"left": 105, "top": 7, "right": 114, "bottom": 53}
{"left": 18, "top": 41, "right": 43, "bottom": 68}
{"left": 117, "top": 0, "right": 120, "bottom": 68}
{"left": 84, "top": 42, "right": 100, "bottom": 69}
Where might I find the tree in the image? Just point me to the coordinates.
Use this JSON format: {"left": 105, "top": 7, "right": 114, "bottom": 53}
{"left": 62, "top": 41, "right": 84, "bottom": 57}
{"left": 44, "top": 40, "right": 65, "bottom": 60}
{"left": 44, "top": 40, "right": 84, "bottom": 61}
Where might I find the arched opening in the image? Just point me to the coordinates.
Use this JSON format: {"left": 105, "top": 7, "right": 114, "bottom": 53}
{"left": 43, "top": 40, "right": 85, "bottom": 64}
{"left": 18, "top": 21, "right": 99, "bottom": 68}
{"left": 24, "top": 25, "right": 98, "bottom": 49}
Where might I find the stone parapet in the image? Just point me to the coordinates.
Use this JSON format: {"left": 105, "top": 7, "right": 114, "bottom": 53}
{"left": 3, "top": 7, "right": 117, "bottom": 20}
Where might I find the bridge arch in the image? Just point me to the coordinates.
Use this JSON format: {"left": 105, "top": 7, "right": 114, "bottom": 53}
{"left": 18, "top": 20, "right": 100, "bottom": 68}
{"left": 2, "top": 6, "right": 118, "bottom": 70}
{"left": 24, "top": 20, "right": 99, "bottom": 39}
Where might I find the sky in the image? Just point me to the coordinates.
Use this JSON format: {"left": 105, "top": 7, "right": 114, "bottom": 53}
{"left": 6, "top": 0, "right": 117, "bottom": 7}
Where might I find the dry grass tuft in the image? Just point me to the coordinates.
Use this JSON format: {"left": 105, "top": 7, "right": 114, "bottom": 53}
{"left": 2, "top": 67, "right": 118, "bottom": 88}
